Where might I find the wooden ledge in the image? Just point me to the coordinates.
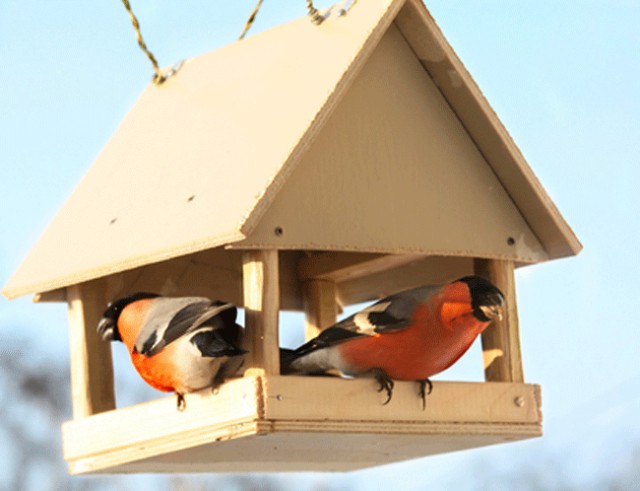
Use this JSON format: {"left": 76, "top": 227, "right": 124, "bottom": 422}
{"left": 63, "top": 376, "right": 541, "bottom": 474}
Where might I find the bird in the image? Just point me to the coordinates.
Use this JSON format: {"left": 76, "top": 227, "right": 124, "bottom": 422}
{"left": 97, "top": 293, "right": 246, "bottom": 410}
{"left": 281, "top": 276, "right": 504, "bottom": 408}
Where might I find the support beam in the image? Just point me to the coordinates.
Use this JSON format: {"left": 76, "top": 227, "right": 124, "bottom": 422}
{"left": 298, "top": 252, "right": 423, "bottom": 283}
{"left": 302, "top": 279, "right": 338, "bottom": 340}
{"left": 242, "top": 250, "right": 280, "bottom": 375}
{"left": 474, "top": 259, "right": 524, "bottom": 383}
{"left": 66, "top": 282, "right": 116, "bottom": 418}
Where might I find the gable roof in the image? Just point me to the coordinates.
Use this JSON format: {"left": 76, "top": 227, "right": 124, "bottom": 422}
{"left": 3, "top": 0, "right": 580, "bottom": 299}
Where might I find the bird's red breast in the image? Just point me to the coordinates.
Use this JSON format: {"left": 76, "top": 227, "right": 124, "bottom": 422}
{"left": 337, "top": 281, "right": 491, "bottom": 380}
{"left": 117, "top": 299, "right": 177, "bottom": 392}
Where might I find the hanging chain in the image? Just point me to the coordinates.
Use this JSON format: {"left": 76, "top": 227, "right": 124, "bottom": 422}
{"left": 239, "top": 0, "right": 264, "bottom": 40}
{"left": 241, "top": 0, "right": 327, "bottom": 39}
{"left": 121, "top": 0, "right": 166, "bottom": 84}
{"left": 119, "top": 0, "right": 347, "bottom": 81}
{"left": 306, "top": 0, "right": 325, "bottom": 24}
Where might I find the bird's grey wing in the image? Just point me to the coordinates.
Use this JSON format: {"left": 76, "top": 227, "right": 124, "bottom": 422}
{"left": 136, "top": 298, "right": 236, "bottom": 356}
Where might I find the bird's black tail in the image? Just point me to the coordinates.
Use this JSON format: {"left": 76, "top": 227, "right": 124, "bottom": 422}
{"left": 279, "top": 348, "right": 298, "bottom": 374}
{"left": 191, "top": 329, "right": 247, "bottom": 358}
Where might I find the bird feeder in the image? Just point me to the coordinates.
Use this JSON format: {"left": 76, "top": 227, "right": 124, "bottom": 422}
{"left": 3, "top": 0, "right": 580, "bottom": 474}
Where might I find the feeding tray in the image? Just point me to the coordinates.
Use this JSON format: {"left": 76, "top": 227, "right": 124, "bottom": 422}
{"left": 63, "top": 376, "right": 541, "bottom": 473}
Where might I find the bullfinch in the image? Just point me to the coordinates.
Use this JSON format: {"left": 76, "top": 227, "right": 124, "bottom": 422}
{"left": 97, "top": 293, "right": 246, "bottom": 410}
{"left": 281, "top": 276, "right": 504, "bottom": 408}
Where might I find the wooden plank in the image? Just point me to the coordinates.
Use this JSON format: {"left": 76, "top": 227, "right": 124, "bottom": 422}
{"left": 336, "top": 255, "right": 474, "bottom": 307}
{"left": 302, "top": 279, "right": 338, "bottom": 340}
{"left": 263, "top": 377, "right": 540, "bottom": 423}
{"left": 88, "top": 248, "right": 304, "bottom": 312}
{"left": 63, "top": 376, "right": 541, "bottom": 474}
{"left": 242, "top": 250, "right": 280, "bottom": 374}
{"left": 63, "top": 377, "right": 262, "bottom": 474}
{"left": 298, "top": 252, "right": 423, "bottom": 282}
{"left": 106, "top": 428, "right": 537, "bottom": 473}
{"left": 66, "top": 282, "right": 116, "bottom": 418}
{"left": 33, "top": 288, "right": 66, "bottom": 303}
{"left": 474, "top": 259, "right": 524, "bottom": 383}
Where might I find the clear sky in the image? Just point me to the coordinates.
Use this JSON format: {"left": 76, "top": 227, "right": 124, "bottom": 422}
{"left": 1, "top": 1, "right": 639, "bottom": 489}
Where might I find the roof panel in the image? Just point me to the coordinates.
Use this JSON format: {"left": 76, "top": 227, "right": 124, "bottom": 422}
{"left": 3, "top": 0, "right": 580, "bottom": 299}
{"left": 3, "top": 0, "right": 401, "bottom": 299}
{"left": 236, "top": 25, "right": 547, "bottom": 263}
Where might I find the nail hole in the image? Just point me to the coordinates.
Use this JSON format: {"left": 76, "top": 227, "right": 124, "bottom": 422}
{"left": 274, "top": 226, "right": 284, "bottom": 237}
{"left": 187, "top": 195, "right": 195, "bottom": 202}
{"left": 506, "top": 237, "right": 516, "bottom": 246}
{"left": 109, "top": 218, "right": 118, "bottom": 225}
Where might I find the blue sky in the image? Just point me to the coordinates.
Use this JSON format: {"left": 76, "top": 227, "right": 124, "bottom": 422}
{"left": 2, "top": 1, "right": 640, "bottom": 489}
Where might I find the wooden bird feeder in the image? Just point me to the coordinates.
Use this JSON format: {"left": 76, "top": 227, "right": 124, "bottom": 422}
{"left": 3, "top": 0, "right": 581, "bottom": 474}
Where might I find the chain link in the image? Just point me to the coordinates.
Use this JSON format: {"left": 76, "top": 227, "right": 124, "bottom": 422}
{"left": 121, "top": 0, "right": 165, "bottom": 84}
{"left": 306, "top": 0, "right": 325, "bottom": 24}
{"left": 239, "top": 0, "right": 265, "bottom": 40}
{"left": 120, "top": 1, "right": 339, "bottom": 81}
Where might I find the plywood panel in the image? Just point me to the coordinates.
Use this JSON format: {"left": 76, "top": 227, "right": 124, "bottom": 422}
{"left": 262, "top": 377, "right": 540, "bottom": 423}
{"left": 63, "top": 376, "right": 262, "bottom": 471}
{"left": 336, "top": 255, "right": 474, "bottom": 306}
{"left": 238, "top": 25, "right": 548, "bottom": 264}
{"left": 109, "top": 430, "right": 534, "bottom": 473}
{"left": 394, "top": 0, "right": 582, "bottom": 259}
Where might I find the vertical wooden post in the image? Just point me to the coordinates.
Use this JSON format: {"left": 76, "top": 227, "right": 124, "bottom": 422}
{"left": 302, "top": 279, "right": 338, "bottom": 340}
{"left": 66, "top": 281, "right": 116, "bottom": 418}
{"left": 242, "top": 250, "right": 280, "bottom": 375}
{"left": 474, "top": 259, "right": 524, "bottom": 383}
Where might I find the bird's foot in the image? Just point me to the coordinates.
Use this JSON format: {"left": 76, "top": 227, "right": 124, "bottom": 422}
{"left": 176, "top": 392, "right": 186, "bottom": 411}
{"left": 417, "top": 378, "right": 433, "bottom": 410}
{"left": 372, "top": 369, "right": 395, "bottom": 405}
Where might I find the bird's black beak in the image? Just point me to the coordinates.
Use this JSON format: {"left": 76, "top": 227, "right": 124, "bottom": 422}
{"left": 476, "top": 290, "right": 505, "bottom": 322}
{"left": 479, "top": 303, "right": 504, "bottom": 321}
{"left": 97, "top": 317, "right": 117, "bottom": 342}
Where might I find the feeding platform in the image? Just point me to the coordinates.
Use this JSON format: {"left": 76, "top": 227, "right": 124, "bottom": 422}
{"left": 63, "top": 376, "right": 541, "bottom": 473}
{"left": 3, "top": 0, "right": 579, "bottom": 474}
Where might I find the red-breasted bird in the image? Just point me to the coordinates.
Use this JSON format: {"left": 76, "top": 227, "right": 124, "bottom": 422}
{"left": 281, "top": 276, "right": 504, "bottom": 408}
{"left": 97, "top": 293, "right": 246, "bottom": 410}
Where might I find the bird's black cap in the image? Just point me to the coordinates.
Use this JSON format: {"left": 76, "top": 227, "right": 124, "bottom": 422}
{"left": 97, "top": 292, "right": 159, "bottom": 342}
{"left": 456, "top": 276, "right": 505, "bottom": 322}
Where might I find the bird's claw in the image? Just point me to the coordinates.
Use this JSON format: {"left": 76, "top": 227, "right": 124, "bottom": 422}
{"left": 373, "top": 369, "right": 394, "bottom": 405}
{"left": 418, "top": 378, "right": 433, "bottom": 410}
{"left": 176, "top": 392, "right": 186, "bottom": 411}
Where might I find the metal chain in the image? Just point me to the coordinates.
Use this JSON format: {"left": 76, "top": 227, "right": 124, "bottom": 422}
{"left": 120, "top": 0, "right": 165, "bottom": 84}
{"left": 239, "top": 0, "right": 264, "bottom": 40}
{"left": 306, "top": 0, "right": 325, "bottom": 24}
{"left": 120, "top": 0, "right": 336, "bottom": 82}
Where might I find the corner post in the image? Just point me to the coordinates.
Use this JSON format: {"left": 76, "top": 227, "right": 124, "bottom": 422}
{"left": 474, "top": 259, "right": 524, "bottom": 383}
{"left": 66, "top": 281, "right": 116, "bottom": 418}
{"left": 242, "top": 250, "right": 280, "bottom": 375}
{"left": 302, "top": 279, "right": 338, "bottom": 341}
